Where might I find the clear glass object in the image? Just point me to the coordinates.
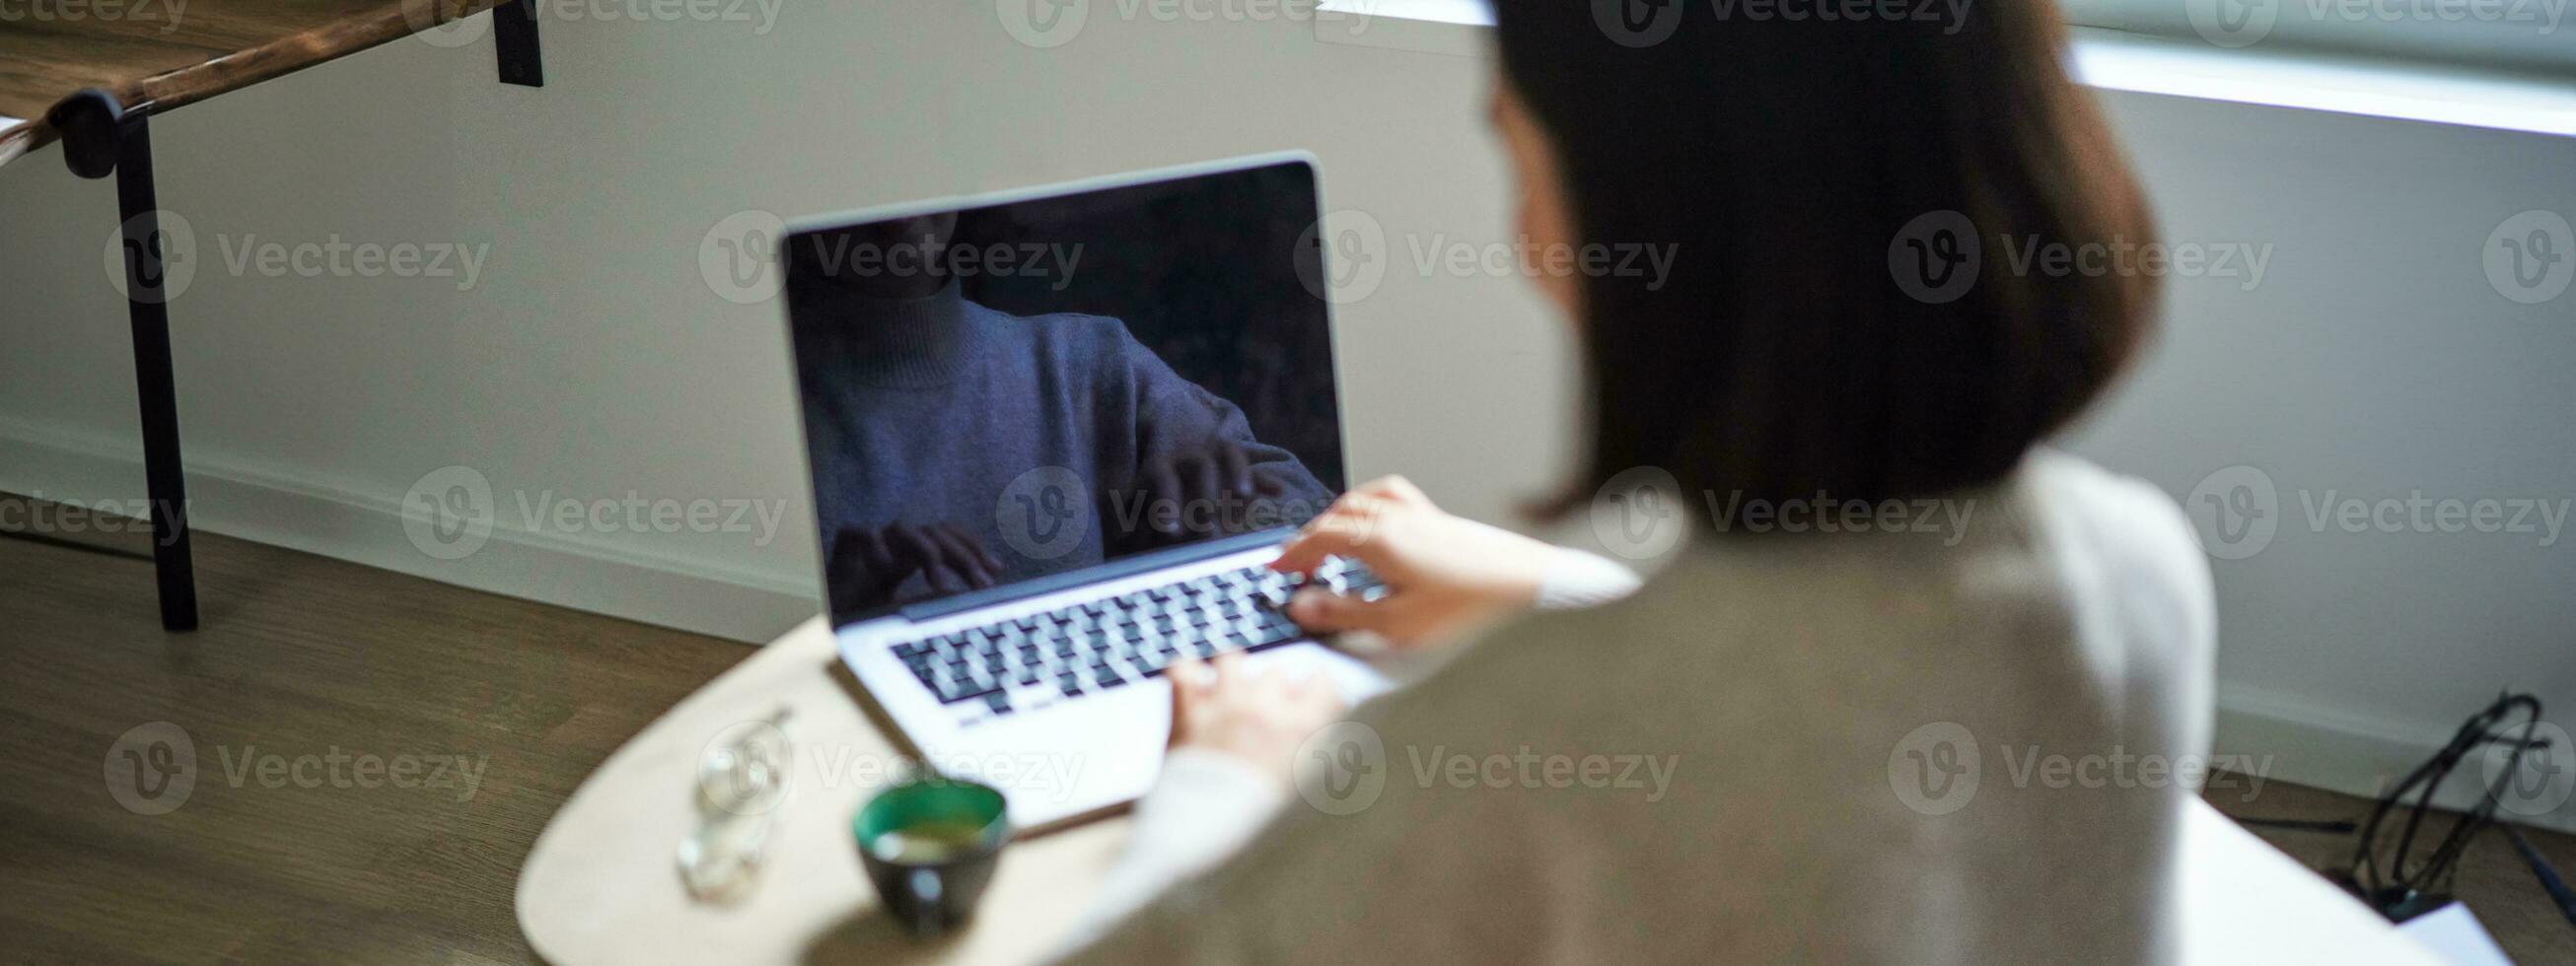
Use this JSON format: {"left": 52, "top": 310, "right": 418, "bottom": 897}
{"left": 679, "top": 708, "right": 793, "bottom": 904}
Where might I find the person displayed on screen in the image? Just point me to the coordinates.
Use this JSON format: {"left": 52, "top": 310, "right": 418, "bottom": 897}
{"left": 788, "top": 213, "right": 1330, "bottom": 621}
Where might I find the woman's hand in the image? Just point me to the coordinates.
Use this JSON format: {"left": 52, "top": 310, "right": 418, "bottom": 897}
{"left": 1268, "top": 476, "right": 1559, "bottom": 647}
{"left": 1167, "top": 652, "right": 1345, "bottom": 787}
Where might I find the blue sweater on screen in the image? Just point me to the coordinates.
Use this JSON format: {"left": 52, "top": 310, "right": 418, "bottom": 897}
{"left": 796, "top": 281, "right": 1327, "bottom": 615}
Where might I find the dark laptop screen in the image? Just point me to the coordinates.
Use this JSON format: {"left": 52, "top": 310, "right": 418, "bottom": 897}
{"left": 784, "top": 160, "right": 1345, "bottom": 626}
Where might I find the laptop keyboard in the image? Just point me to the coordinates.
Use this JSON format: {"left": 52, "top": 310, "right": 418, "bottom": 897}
{"left": 890, "top": 557, "right": 1384, "bottom": 716}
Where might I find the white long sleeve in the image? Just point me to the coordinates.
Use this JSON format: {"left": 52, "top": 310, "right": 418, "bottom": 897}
{"left": 1534, "top": 546, "right": 1644, "bottom": 610}
{"left": 1053, "top": 748, "right": 1287, "bottom": 954}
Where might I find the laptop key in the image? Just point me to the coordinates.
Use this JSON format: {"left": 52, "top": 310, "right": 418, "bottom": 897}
{"left": 942, "top": 677, "right": 999, "bottom": 704}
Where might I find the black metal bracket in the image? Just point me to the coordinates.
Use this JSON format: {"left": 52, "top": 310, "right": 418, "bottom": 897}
{"left": 47, "top": 89, "right": 200, "bottom": 632}
{"left": 494, "top": 0, "right": 543, "bottom": 88}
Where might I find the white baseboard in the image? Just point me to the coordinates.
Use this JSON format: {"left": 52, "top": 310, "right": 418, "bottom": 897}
{"left": 2217, "top": 681, "right": 2576, "bottom": 836}
{"left": 0, "top": 416, "right": 819, "bottom": 644}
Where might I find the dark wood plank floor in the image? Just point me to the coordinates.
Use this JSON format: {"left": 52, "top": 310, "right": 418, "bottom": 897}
{"left": 3, "top": 494, "right": 2570, "bottom": 963}
{"left": 0, "top": 496, "right": 751, "bottom": 965}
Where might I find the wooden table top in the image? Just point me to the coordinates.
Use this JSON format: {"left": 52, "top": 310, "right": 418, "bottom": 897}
{"left": 514, "top": 616, "right": 1132, "bottom": 965}
{"left": 0, "top": 0, "right": 507, "bottom": 168}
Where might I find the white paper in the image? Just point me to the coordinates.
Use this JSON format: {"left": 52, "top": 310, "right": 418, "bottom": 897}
{"left": 2395, "top": 903, "right": 2516, "bottom": 966}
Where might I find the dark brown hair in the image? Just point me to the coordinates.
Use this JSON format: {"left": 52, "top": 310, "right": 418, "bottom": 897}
{"left": 1494, "top": 2, "right": 2159, "bottom": 517}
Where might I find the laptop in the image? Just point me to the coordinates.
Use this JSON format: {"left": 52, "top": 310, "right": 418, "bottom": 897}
{"left": 782, "top": 153, "right": 1391, "bottom": 828}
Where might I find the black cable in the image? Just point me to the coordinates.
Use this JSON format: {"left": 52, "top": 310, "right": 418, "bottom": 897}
{"left": 2502, "top": 824, "right": 2576, "bottom": 930}
{"left": 2344, "top": 692, "right": 2551, "bottom": 922}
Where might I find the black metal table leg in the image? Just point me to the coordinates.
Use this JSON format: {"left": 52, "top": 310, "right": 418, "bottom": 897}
{"left": 494, "top": 0, "right": 543, "bottom": 88}
{"left": 50, "top": 90, "right": 198, "bottom": 632}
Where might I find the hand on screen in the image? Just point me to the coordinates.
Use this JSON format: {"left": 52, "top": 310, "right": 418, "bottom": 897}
{"left": 825, "top": 522, "right": 1005, "bottom": 613}
{"left": 1126, "top": 440, "right": 1292, "bottom": 548}
{"left": 1267, "top": 476, "right": 1557, "bottom": 648}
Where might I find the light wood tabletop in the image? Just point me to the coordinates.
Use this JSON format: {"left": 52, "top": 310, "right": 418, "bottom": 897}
{"left": 513, "top": 616, "right": 1133, "bottom": 966}
{"left": 515, "top": 615, "right": 2451, "bottom": 965}
{"left": 0, "top": 0, "right": 509, "bottom": 167}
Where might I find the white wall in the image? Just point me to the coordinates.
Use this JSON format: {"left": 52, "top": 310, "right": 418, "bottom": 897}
{"left": 2063, "top": 91, "right": 2576, "bottom": 823}
{"left": 1, "top": 6, "right": 2568, "bottom": 825}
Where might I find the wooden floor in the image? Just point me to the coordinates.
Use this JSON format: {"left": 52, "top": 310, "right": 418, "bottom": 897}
{"left": 0, "top": 497, "right": 751, "bottom": 964}
{"left": 3, "top": 495, "right": 2570, "bottom": 963}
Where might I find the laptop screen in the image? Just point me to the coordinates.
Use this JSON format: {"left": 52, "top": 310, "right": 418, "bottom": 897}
{"left": 783, "top": 159, "right": 1345, "bottom": 626}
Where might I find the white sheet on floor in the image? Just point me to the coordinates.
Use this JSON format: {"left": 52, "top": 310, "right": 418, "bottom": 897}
{"left": 2395, "top": 903, "right": 2516, "bottom": 966}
